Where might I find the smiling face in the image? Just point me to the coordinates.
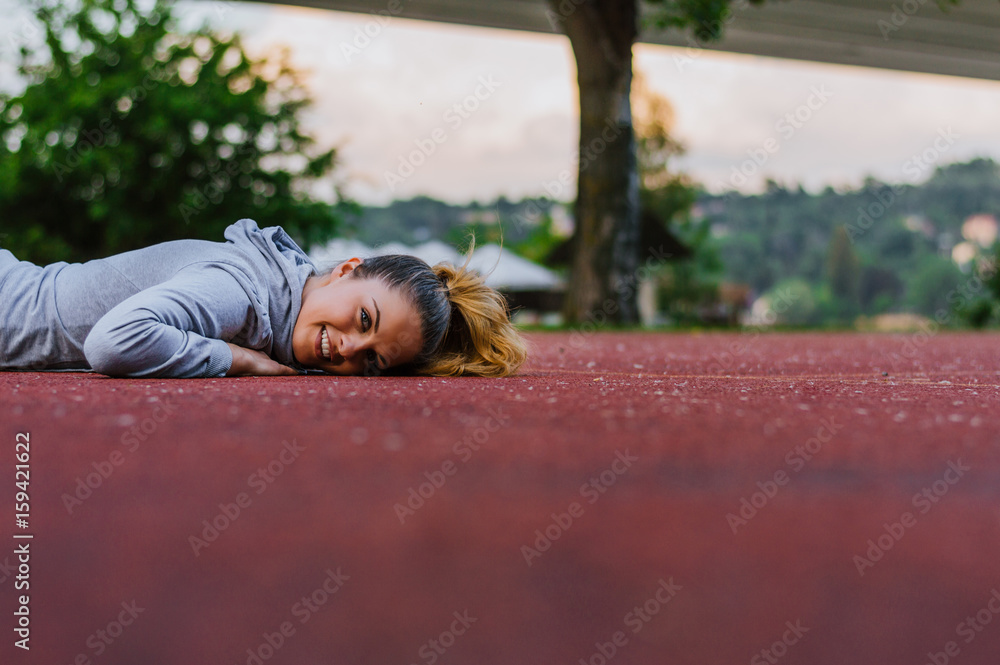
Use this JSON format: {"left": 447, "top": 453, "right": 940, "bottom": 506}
{"left": 293, "top": 258, "right": 424, "bottom": 375}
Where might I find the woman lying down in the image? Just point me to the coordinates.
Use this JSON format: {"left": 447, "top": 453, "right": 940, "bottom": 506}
{"left": 0, "top": 219, "right": 527, "bottom": 378}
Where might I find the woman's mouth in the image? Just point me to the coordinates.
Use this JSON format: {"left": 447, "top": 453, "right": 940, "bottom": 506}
{"left": 319, "top": 327, "right": 332, "bottom": 362}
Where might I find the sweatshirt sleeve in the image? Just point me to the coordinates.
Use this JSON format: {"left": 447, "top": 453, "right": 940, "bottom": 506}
{"left": 83, "top": 264, "right": 259, "bottom": 378}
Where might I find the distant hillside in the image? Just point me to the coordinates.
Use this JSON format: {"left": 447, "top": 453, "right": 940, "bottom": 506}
{"left": 342, "top": 158, "right": 1000, "bottom": 324}
{"left": 344, "top": 196, "right": 566, "bottom": 249}
{"left": 697, "top": 158, "right": 1000, "bottom": 320}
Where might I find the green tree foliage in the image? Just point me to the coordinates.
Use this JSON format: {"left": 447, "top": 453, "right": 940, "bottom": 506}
{"left": 701, "top": 158, "right": 1000, "bottom": 324}
{"left": 766, "top": 278, "right": 820, "bottom": 327}
{"left": 632, "top": 74, "right": 720, "bottom": 324}
{"left": 959, "top": 242, "right": 1000, "bottom": 327}
{"left": 905, "top": 255, "right": 965, "bottom": 316}
{"left": 634, "top": 73, "right": 696, "bottom": 228}
{"left": 0, "top": 0, "right": 346, "bottom": 263}
{"left": 437, "top": 197, "right": 568, "bottom": 263}
{"left": 656, "top": 215, "right": 724, "bottom": 325}
{"left": 644, "top": 0, "right": 957, "bottom": 42}
{"left": 826, "top": 225, "right": 860, "bottom": 321}
{"left": 858, "top": 265, "right": 903, "bottom": 314}
{"left": 644, "top": 0, "right": 765, "bottom": 41}
{"left": 508, "top": 213, "right": 566, "bottom": 266}
{"left": 362, "top": 196, "right": 473, "bottom": 246}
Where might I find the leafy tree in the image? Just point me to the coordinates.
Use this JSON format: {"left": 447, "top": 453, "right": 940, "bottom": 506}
{"left": 546, "top": 0, "right": 767, "bottom": 325}
{"left": 766, "top": 278, "right": 819, "bottom": 327}
{"left": 507, "top": 213, "right": 567, "bottom": 266}
{"left": 919, "top": 158, "right": 1000, "bottom": 226}
{"left": 440, "top": 198, "right": 567, "bottom": 263}
{"left": 656, "top": 215, "right": 724, "bottom": 325}
{"left": 633, "top": 72, "right": 697, "bottom": 233}
{"left": 826, "top": 225, "right": 860, "bottom": 321}
{"left": 858, "top": 265, "right": 903, "bottom": 315}
{"left": 905, "top": 254, "right": 965, "bottom": 317}
{"left": 546, "top": 0, "right": 972, "bottom": 326}
{"left": 0, "top": 0, "right": 346, "bottom": 263}
{"left": 957, "top": 241, "right": 1000, "bottom": 327}
{"left": 696, "top": 156, "right": 1000, "bottom": 325}
{"left": 632, "top": 73, "right": 720, "bottom": 324}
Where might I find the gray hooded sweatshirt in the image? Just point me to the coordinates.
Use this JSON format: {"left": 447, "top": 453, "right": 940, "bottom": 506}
{"left": 0, "top": 219, "right": 318, "bottom": 378}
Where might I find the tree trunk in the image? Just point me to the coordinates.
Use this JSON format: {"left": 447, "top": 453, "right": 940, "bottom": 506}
{"left": 553, "top": 0, "right": 640, "bottom": 325}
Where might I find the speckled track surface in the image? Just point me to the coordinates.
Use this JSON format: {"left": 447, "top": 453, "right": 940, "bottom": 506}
{"left": 3, "top": 331, "right": 1000, "bottom": 665}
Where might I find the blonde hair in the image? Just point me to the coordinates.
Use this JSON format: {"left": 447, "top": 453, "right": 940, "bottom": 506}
{"left": 423, "top": 238, "right": 528, "bottom": 377}
{"left": 345, "top": 235, "right": 528, "bottom": 377}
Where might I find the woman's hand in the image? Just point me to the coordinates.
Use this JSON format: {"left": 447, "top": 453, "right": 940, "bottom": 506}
{"left": 226, "top": 343, "right": 300, "bottom": 377}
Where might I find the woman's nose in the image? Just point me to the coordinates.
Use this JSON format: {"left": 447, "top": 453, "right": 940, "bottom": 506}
{"left": 339, "top": 334, "right": 365, "bottom": 360}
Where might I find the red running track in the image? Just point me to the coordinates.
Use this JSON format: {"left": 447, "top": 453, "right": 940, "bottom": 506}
{"left": 2, "top": 331, "right": 1000, "bottom": 665}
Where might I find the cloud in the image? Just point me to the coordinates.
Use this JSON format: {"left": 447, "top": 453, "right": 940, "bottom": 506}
{"left": 181, "top": 1, "right": 1000, "bottom": 202}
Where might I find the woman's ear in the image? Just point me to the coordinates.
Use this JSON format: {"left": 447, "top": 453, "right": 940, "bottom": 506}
{"left": 334, "top": 257, "right": 364, "bottom": 278}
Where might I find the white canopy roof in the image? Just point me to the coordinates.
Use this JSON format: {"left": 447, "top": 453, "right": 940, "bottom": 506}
{"left": 308, "top": 238, "right": 564, "bottom": 290}
{"left": 468, "top": 243, "right": 564, "bottom": 290}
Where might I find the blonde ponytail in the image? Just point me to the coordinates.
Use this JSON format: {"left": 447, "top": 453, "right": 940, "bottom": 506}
{"left": 420, "top": 238, "right": 528, "bottom": 377}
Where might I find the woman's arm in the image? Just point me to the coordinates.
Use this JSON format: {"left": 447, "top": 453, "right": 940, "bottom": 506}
{"left": 225, "top": 343, "right": 299, "bottom": 376}
{"left": 83, "top": 265, "right": 297, "bottom": 378}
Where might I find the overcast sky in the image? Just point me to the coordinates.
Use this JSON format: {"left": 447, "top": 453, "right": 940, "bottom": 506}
{"left": 5, "top": 0, "right": 1000, "bottom": 206}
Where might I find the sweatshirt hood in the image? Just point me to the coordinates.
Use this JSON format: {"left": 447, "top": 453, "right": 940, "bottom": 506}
{"left": 224, "top": 218, "right": 318, "bottom": 368}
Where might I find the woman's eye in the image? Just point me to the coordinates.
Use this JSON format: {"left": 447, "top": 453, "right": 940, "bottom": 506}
{"left": 367, "top": 349, "right": 380, "bottom": 369}
{"left": 361, "top": 308, "right": 371, "bottom": 331}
